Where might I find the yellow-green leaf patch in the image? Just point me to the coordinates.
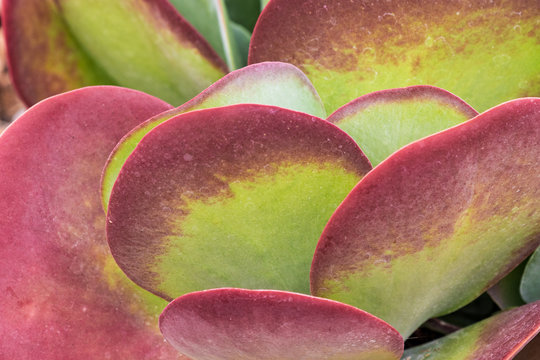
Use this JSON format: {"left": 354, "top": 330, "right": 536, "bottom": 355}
{"left": 4, "top": 0, "right": 227, "bottom": 106}
{"left": 107, "top": 104, "right": 371, "bottom": 300}
{"left": 101, "top": 62, "right": 327, "bottom": 211}
{"left": 249, "top": 0, "right": 540, "bottom": 113}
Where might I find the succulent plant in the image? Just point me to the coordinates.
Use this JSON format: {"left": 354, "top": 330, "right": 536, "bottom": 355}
{"left": 1, "top": 0, "right": 539, "bottom": 359}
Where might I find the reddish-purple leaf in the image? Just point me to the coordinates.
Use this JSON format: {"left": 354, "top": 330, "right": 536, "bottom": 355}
{"left": 311, "top": 98, "right": 540, "bottom": 337}
{"left": 403, "top": 301, "right": 540, "bottom": 359}
{"left": 0, "top": 86, "right": 186, "bottom": 358}
{"left": 160, "top": 288, "right": 404, "bottom": 360}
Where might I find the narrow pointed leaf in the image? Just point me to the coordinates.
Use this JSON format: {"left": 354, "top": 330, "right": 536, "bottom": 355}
{"left": 101, "top": 62, "right": 327, "bottom": 210}
{"left": 520, "top": 246, "right": 540, "bottom": 303}
{"left": 169, "top": 0, "right": 242, "bottom": 70}
{"left": 0, "top": 87, "right": 185, "bottom": 358}
{"left": 4, "top": 0, "right": 227, "bottom": 106}
{"left": 231, "top": 22, "right": 251, "bottom": 68}
{"left": 160, "top": 288, "right": 404, "bottom": 360}
{"left": 402, "top": 301, "right": 540, "bottom": 360}
{"left": 249, "top": 0, "right": 540, "bottom": 113}
{"left": 328, "top": 86, "right": 478, "bottom": 166}
{"left": 107, "top": 104, "right": 371, "bottom": 300}
{"left": 311, "top": 98, "right": 540, "bottom": 337}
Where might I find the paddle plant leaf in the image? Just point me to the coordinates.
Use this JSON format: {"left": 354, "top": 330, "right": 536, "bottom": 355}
{"left": 101, "top": 62, "right": 327, "bottom": 211}
{"left": 249, "top": 0, "right": 540, "bottom": 113}
{"left": 0, "top": 87, "right": 188, "bottom": 358}
{"left": 328, "top": 85, "right": 478, "bottom": 166}
{"left": 311, "top": 98, "right": 540, "bottom": 337}
{"left": 160, "top": 288, "right": 404, "bottom": 360}
{"left": 3, "top": 0, "right": 227, "bottom": 107}
{"left": 107, "top": 104, "right": 371, "bottom": 301}
{"left": 402, "top": 301, "right": 540, "bottom": 360}
{"left": 520, "top": 246, "right": 540, "bottom": 303}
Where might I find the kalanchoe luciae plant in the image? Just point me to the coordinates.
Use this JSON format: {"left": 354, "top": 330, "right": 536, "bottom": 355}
{"left": 1, "top": 0, "right": 539, "bottom": 359}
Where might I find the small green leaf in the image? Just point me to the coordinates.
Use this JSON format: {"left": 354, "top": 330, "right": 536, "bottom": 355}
{"left": 169, "top": 0, "right": 243, "bottom": 70}
{"left": 521, "top": 246, "right": 540, "bottom": 303}
{"left": 488, "top": 261, "right": 526, "bottom": 310}
{"left": 328, "top": 86, "right": 477, "bottom": 166}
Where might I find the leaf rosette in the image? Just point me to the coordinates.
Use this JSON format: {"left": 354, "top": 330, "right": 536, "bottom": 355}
{"left": 1, "top": 0, "right": 539, "bottom": 359}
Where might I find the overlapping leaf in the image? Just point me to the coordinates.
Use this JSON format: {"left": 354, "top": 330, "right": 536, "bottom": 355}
{"left": 106, "top": 104, "right": 371, "bottom": 300}
{"left": 311, "top": 98, "right": 540, "bottom": 337}
{"left": 160, "top": 289, "right": 403, "bottom": 360}
{"left": 168, "top": 0, "right": 245, "bottom": 70}
{"left": 3, "top": 0, "right": 227, "bottom": 106}
{"left": 402, "top": 301, "right": 540, "bottom": 360}
{"left": 250, "top": 0, "right": 540, "bottom": 113}
{"left": 101, "top": 61, "right": 326, "bottom": 210}
{"left": 327, "top": 86, "right": 478, "bottom": 166}
{"left": 0, "top": 87, "right": 185, "bottom": 358}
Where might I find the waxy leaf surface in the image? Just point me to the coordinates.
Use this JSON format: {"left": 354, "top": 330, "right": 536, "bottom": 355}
{"left": 328, "top": 86, "right": 478, "bottom": 166}
{"left": 402, "top": 301, "right": 540, "bottom": 360}
{"left": 101, "top": 62, "right": 327, "bottom": 210}
{"left": 107, "top": 104, "right": 371, "bottom": 300}
{"left": 249, "top": 0, "right": 540, "bottom": 113}
{"left": 0, "top": 87, "right": 187, "bottom": 358}
{"left": 4, "top": 0, "right": 226, "bottom": 106}
{"left": 160, "top": 288, "right": 403, "bottom": 360}
{"left": 520, "top": 246, "right": 540, "bottom": 303}
{"left": 311, "top": 98, "right": 540, "bottom": 337}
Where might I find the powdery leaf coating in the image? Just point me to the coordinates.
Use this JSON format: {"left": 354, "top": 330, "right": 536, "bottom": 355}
{"left": 249, "top": 0, "right": 540, "bottom": 113}
{"left": 402, "top": 301, "right": 540, "bottom": 360}
{"left": 3, "top": 0, "right": 226, "bottom": 106}
{"left": 311, "top": 98, "right": 540, "bottom": 337}
{"left": 101, "top": 61, "right": 326, "bottom": 210}
{"left": 160, "top": 288, "right": 403, "bottom": 360}
{"left": 0, "top": 86, "right": 187, "bottom": 359}
{"left": 327, "top": 85, "right": 478, "bottom": 166}
{"left": 107, "top": 104, "right": 371, "bottom": 301}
